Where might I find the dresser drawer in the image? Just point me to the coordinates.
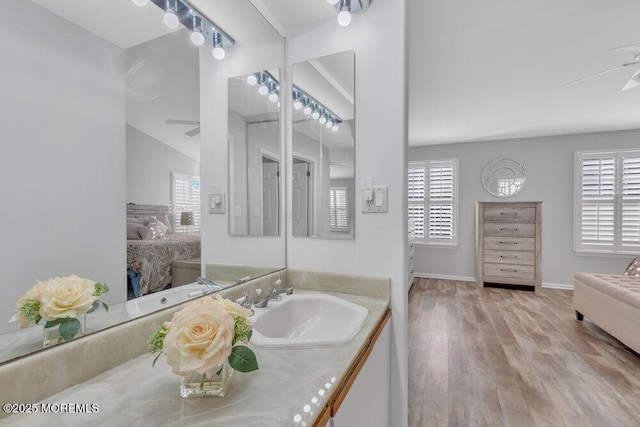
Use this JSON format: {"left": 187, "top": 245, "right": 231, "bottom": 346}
{"left": 484, "top": 222, "right": 535, "bottom": 237}
{"left": 484, "top": 206, "right": 536, "bottom": 223}
{"left": 484, "top": 236, "right": 535, "bottom": 251}
{"left": 484, "top": 249, "right": 535, "bottom": 265}
{"left": 483, "top": 263, "right": 535, "bottom": 281}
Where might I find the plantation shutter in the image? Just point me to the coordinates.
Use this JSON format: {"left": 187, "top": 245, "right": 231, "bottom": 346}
{"left": 622, "top": 154, "right": 640, "bottom": 248}
{"left": 576, "top": 150, "right": 640, "bottom": 253}
{"left": 408, "top": 162, "right": 426, "bottom": 239}
{"left": 171, "top": 172, "right": 201, "bottom": 233}
{"left": 330, "top": 187, "right": 348, "bottom": 232}
{"left": 428, "top": 160, "right": 455, "bottom": 242}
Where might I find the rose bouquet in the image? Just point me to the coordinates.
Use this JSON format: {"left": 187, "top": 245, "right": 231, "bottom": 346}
{"left": 14, "top": 274, "right": 109, "bottom": 344}
{"left": 148, "top": 294, "right": 258, "bottom": 396}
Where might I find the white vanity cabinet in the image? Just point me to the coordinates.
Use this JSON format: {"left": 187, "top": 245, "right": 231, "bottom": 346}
{"left": 316, "top": 310, "right": 391, "bottom": 427}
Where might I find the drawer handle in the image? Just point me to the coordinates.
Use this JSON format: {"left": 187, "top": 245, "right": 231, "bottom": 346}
{"left": 499, "top": 241, "right": 518, "bottom": 245}
{"left": 499, "top": 212, "right": 517, "bottom": 216}
{"left": 500, "top": 268, "right": 518, "bottom": 273}
{"left": 500, "top": 255, "right": 518, "bottom": 259}
{"left": 500, "top": 228, "right": 518, "bottom": 231}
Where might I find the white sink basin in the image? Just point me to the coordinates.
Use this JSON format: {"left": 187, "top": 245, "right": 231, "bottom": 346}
{"left": 250, "top": 293, "right": 369, "bottom": 348}
{"left": 125, "top": 284, "right": 208, "bottom": 319}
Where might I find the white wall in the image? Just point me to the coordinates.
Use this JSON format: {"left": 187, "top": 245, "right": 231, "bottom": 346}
{"left": 228, "top": 110, "right": 248, "bottom": 235}
{"left": 409, "top": 129, "right": 640, "bottom": 288}
{"left": 126, "top": 125, "right": 200, "bottom": 206}
{"left": 286, "top": 0, "right": 408, "bottom": 424}
{"left": 0, "top": 0, "right": 126, "bottom": 334}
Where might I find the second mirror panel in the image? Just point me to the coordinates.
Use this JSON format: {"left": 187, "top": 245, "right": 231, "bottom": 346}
{"left": 292, "top": 51, "right": 355, "bottom": 239}
{"left": 228, "top": 69, "right": 281, "bottom": 236}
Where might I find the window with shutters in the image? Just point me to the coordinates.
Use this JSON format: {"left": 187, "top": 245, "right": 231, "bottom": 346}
{"left": 171, "top": 171, "right": 202, "bottom": 234}
{"left": 330, "top": 187, "right": 349, "bottom": 232}
{"left": 575, "top": 150, "right": 640, "bottom": 254}
{"left": 408, "top": 159, "right": 458, "bottom": 246}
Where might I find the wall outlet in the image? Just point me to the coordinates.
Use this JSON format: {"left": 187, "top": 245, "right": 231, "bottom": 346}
{"left": 362, "top": 186, "right": 388, "bottom": 213}
{"left": 209, "top": 193, "right": 226, "bottom": 214}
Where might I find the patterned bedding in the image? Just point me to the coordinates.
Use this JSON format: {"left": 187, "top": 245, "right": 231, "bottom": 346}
{"left": 126, "top": 234, "right": 200, "bottom": 295}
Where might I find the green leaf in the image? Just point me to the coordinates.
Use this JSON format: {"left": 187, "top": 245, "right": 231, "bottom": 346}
{"left": 228, "top": 345, "right": 258, "bottom": 373}
{"left": 102, "top": 302, "right": 109, "bottom": 312}
{"left": 44, "top": 319, "right": 64, "bottom": 328}
{"left": 87, "top": 301, "right": 100, "bottom": 314}
{"left": 58, "top": 318, "right": 81, "bottom": 341}
{"left": 152, "top": 352, "right": 163, "bottom": 367}
{"left": 246, "top": 329, "right": 252, "bottom": 341}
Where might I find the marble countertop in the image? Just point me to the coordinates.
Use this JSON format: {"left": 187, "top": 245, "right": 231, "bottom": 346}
{"left": 3, "top": 290, "right": 389, "bottom": 427}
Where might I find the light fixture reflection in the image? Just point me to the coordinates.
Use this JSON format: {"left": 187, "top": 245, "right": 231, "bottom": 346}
{"left": 212, "top": 32, "right": 225, "bottom": 59}
{"left": 190, "top": 16, "right": 204, "bottom": 46}
{"left": 164, "top": 0, "right": 179, "bottom": 29}
{"left": 337, "top": 0, "right": 352, "bottom": 26}
{"left": 132, "top": 0, "right": 149, "bottom": 6}
{"left": 247, "top": 74, "right": 258, "bottom": 86}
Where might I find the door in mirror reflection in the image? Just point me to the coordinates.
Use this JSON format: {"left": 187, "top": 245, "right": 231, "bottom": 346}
{"left": 292, "top": 50, "right": 355, "bottom": 239}
{"left": 228, "top": 70, "right": 281, "bottom": 236}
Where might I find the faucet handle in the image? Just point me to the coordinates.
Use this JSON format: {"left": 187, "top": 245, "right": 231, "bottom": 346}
{"left": 270, "top": 279, "right": 283, "bottom": 300}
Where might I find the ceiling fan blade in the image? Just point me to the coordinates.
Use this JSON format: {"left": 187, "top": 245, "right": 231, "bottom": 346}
{"left": 166, "top": 119, "right": 200, "bottom": 125}
{"left": 621, "top": 69, "right": 640, "bottom": 91}
{"left": 562, "top": 63, "right": 636, "bottom": 87}
{"left": 185, "top": 127, "right": 200, "bottom": 137}
{"left": 611, "top": 45, "right": 640, "bottom": 54}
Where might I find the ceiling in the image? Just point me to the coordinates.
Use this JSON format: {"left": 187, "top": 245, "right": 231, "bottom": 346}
{"left": 408, "top": 0, "right": 640, "bottom": 146}
{"left": 34, "top": 0, "right": 640, "bottom": 151}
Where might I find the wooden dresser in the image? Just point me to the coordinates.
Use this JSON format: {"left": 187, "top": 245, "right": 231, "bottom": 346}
{"left": 476, "top": 202, "right": 542, "bottom": 291}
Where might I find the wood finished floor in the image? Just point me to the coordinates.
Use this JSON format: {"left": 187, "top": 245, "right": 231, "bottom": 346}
{"left": 408, "top": 278, "right": 640, "bottom": 427}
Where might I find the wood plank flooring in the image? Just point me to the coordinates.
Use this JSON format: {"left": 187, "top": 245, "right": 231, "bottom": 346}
{"left": 408, "top": 278, "right": 640, "bottom": 427}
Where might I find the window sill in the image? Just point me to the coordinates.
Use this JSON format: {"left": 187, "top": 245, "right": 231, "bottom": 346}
{"left": 574, "top": 250, "right": 639, "bottom": 258}
{"left": 415, "top": 241, "right": 458, "bottom": 249}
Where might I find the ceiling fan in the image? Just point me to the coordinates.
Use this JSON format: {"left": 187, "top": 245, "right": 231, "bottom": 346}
{"left": 165, "top": 119, "right": 200, "bottom": 137}
{"left": 563, "top": 45, "right": 640, "bottom": 91}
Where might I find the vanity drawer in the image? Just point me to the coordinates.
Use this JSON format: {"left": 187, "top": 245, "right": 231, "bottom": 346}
{"left": 484, "top": 249, "right": 534, "bottom": 265}
{"left": 483, "top": 263, "right": 535, "bottom": 281}
{"left": 484, "top": 222, "right": 535, "bottom": 237}
{"left": 483, "top": 206, "right": 536, "bottom": 223}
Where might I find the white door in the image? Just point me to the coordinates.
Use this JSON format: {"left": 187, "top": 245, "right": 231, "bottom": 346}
{"left": 292, "top": 161, "right": 310, "bottom": 236}
{"left": 262, "top": 158, "right": 279, "bottom": 236}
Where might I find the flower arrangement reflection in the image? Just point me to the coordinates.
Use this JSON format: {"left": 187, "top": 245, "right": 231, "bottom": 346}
{"left": 14, "top": 274, "right": 109, "bottom": 344}
{"left": 148, "top": 295, "right": 258, "bottom": 377}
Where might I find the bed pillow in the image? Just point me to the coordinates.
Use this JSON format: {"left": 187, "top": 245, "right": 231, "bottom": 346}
{"left": 138, "top": 225, "right": 159, "bottom": 240}
{"left": 127, "top": 216, "right": 149, "bottom": 225}
{"left": 127, "top": 222, "right": 143, "bottom": 240}
{"left": 147, "top": 218, "right": 168, "bottom": 237}
{"left": 156, "top": 213, "right": 173, "bottom": 234}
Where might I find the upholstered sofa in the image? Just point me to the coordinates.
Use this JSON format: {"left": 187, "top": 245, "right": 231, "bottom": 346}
{"left": 573, "top": 272, "right": 640, "bottom": 353}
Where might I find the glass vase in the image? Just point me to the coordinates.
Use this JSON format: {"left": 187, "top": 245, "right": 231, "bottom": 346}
{"left": 180, "top": 361, "right": 235, "bottom": 398}
{"left": 42, "top": 315, "right": 86, "bottom": 348}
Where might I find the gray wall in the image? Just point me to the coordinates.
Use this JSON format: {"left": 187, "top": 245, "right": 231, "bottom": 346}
{"left": 0, "top": 0, "right": 126, "bottom": 334}
{"left": 409, "top": 128, "right": 640, "bottom": 288}
{"left": 126, "top": 124, "right": 200, "bottom": 206}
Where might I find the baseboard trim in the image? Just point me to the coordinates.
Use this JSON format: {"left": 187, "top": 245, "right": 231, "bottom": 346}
{"left": 414, "top": 272, "right": 476, "bottom": 282}
{"left": 415, "top": 273, "right": 574, "bottom": 290}
{"left": 542, "top": 282, "right": 574, "bottom": 290}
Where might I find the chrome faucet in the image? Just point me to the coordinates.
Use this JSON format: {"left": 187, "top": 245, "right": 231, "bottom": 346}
{"left": 197, "top": 277, "right": 221, "bottom": 293}
{"left": 254, "top": 280, "right": 293, "bottom": 308}
{"left": 237, "top": 291, "right": 255, "bottom": 316}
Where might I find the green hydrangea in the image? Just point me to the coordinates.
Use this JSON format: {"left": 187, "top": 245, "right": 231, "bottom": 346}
{"left": 19, "top": 299, "right": 41, "bottom": 324}
{"left": 233, "top": 316, "right": 252, "bottom": 345}
{"left": 148, "top": 325, "right": 168, "bottom": 354}
{"left": 94, "top": 282, "right": 110, "bottom": 297}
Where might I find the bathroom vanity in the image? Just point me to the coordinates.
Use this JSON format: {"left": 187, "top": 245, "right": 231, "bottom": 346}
{"left": 1, "top": 270, "right": 391, "bottom": 426}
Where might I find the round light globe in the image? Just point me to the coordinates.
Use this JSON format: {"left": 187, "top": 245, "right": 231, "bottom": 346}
{"left": 190, "top": 31, "right": 205, "bottom": 46}
{"left": 247, "top": 74, "right": 258, "bottom": 86}
{"left": 164, "top": 12, "right": 180, "bottom": 29}
{"left": 293, "top": 100, "right": 303, "bottom": 110}
{"left": 312, "top": 111, "right": 320, "bottom": 120}
{"left": 212, "top": 46, "right": 226, "bottom": 60}
{"left": 319, "top": 116, "right": 327, "bottom": 124}
{"left": 326, "top": 120, "right": 334, "bottom": 128}
{"left": 258, "top": 85, "right": 269, "bottom": 96}
{"left": 327, "top": 0, "right": 339, "bottom": 4}
{"left": 337, "top": 10, "right": 352, "bottom": 27}
{"left": 332, "top": 125, "right": 339, "bottom": 132}
{"left": 304, "top": 106, "right": 312, "bottom": 115}
{"left": 132, "top": 0, "right": 149, "bottom": 6}
{"left": 269, "top": 93, "right": 279, "bottom": 103}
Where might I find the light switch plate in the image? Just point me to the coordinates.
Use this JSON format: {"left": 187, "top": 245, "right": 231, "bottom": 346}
{"left": 362, "top": 186, "right": 388, "bottom": 213}
{"left": 209, "top": 193, "right": 226, "bottom": 214}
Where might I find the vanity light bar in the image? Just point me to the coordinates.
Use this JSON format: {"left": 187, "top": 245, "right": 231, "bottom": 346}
{"left": 146, "top": 0, "right": 235, "bottom": 50}
{"left": 292, "top": 84, "right": 342, "bottom": 129}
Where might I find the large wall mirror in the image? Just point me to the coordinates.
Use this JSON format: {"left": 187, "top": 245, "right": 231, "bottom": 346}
{"left": 0, "top": 0, "right": 284, "bottom": 365}
{"left": 228, "top": 69, "right": 281, "bottom": 236}
{"left": 292, "top": 50, "right": 355, "bottom": 239}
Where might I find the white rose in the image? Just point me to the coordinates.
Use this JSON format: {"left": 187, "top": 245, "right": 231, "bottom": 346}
{"left": 39, "top": 274, "right": 97, "bottom": 321}
{"left": 215, "top": 294, "right": 253, "bottom": 324}
{"left": 163, "top": 297, "right": 235, "bottom": 376}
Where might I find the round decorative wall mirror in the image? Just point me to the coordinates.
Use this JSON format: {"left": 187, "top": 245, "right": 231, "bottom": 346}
{"left": 481, "top": 158, "right": 527, "bottom": 197}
